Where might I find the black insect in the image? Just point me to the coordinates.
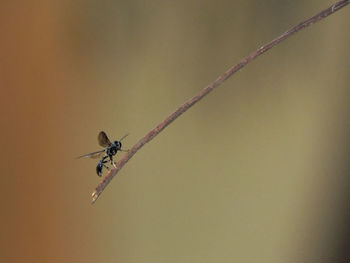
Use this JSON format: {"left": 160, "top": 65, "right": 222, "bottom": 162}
{"left": 77, "top": 131, "right": 129, "bottom": 176}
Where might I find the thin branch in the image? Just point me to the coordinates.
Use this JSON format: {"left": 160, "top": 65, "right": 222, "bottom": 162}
{"left": 92, "top": 0, "right": 349, "bottom": 203}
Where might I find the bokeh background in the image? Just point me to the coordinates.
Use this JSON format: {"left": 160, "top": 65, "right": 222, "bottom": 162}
{"left": 1, "top": 0, "right": 350, "bottom": 262}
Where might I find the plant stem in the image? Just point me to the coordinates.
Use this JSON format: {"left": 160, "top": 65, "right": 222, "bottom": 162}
{"left": 92, "top": 0, "right": 349, "bottom": 203}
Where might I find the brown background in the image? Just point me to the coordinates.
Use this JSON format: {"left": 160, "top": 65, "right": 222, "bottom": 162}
{"left": 1, "top": 1, "right": 350, "bottom": 262}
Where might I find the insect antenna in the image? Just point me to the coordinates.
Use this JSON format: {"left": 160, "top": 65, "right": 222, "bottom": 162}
{"left": 119, "top": 133, "right": 130, "bottom": 152}
{"left": 119, "top": 133, "right": 129, "bottom": 141}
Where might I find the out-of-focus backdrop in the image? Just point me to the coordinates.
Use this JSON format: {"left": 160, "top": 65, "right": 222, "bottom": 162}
{"left": 1, "top": 0, "right": 350, "bottom": 262}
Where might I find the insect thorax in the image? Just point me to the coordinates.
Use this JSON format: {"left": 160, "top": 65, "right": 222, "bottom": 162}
{"left": 107, "top": 141, "right": 121, "bottom": 156}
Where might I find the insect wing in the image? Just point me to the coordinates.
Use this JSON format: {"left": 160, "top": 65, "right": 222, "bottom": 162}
{"left": 76, "top": 149, "right": 106, "bottom": 159}
{"left": 98, "top": 131, "right": 111, "bottom": 147}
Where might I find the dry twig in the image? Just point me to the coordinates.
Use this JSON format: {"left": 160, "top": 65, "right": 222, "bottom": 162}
{"left": 92, "top": 0, "right": 349, "bottom": 203}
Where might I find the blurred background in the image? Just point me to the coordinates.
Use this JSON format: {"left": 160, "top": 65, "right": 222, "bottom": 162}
{"left": 1, "top": 0, "right": 350, "bottom": 262}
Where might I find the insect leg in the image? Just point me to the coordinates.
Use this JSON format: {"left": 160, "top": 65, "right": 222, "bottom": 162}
{"left": 109, "top": 155, "right": 116, "bottom": 168}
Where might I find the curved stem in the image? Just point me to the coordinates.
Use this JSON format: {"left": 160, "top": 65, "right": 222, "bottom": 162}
{"left": 92, "top": 0, "right": 349, "bottom": 203}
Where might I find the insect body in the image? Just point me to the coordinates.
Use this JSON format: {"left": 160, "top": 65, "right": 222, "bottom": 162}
{"left": 96, "top": 155, "right": 110, "bottom": 177}
{"left": 77, "top": 131, "right": 129, "bottom": 176}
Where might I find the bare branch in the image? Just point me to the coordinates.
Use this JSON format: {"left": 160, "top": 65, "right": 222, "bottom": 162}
{"left": 92, "top": 0, "right": 349, "bottom": 203}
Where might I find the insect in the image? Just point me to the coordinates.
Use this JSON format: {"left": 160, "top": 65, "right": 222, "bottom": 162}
{"left": 77, "top": 131, "right": 129, "bottom": 176}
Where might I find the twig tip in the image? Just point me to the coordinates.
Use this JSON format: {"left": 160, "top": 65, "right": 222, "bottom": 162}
{"left": 91, "top": 190, "right": 99, "bottom": 204}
